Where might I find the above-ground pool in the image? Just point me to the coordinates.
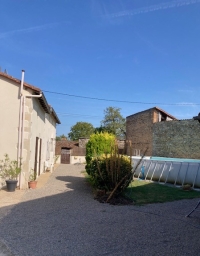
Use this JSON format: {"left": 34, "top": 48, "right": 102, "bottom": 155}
{"left": 132, "top": 157, "right": 200, "bottom": 189}
{"left": 150, "top": 156, "right": 200, "bottom": 163}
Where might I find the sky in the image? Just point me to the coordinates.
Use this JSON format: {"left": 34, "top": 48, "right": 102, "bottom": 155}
{"left": 1, "top": 0, "right": 200, "bottom": 136}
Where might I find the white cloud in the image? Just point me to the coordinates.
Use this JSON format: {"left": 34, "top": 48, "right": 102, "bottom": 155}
{"left": 0, "top": 22, "right": 59, "bottom": 39}
{"left": 105, "top": 0, "right": 200, "bottom": 19}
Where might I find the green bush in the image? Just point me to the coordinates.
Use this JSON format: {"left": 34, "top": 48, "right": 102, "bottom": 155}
{"left": 86, "top": 132, "right": 133, "bottom": 197}
{"left": 86, "top": 132, "right": 115, "bottom": 175}
{"left": 88, "top": 154, "right": 133, "bottom": 195}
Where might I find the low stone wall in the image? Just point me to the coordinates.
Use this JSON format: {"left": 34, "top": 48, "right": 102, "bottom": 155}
{"left": 153, "top": 119, "right": 200, "bottom": 159}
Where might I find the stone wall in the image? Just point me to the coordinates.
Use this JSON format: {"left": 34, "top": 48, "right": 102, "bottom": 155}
{"left": 126, "top": 108, "right": 155, "bottom": 156}
{"left": 153, "top": 119, "right": 200, "bottom": 159}
{"left": 79, "top": 138, "right": 89, "bottom": 148}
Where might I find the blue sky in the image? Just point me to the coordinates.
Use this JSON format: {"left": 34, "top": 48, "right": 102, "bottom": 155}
{"left": 1, "top": 0, "right": 200, "bottom": 136}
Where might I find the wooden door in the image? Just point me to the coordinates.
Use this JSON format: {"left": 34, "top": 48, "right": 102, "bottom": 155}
{"left": 61, "top": 149, "right": 70, "bottom": 164}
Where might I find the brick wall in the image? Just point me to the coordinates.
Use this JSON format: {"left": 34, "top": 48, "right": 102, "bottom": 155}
{"left": 126, "top": 108, "right": 157, "bottom": 156}
{"left": 153, "top": 119, "right": 200, "bottom": 159}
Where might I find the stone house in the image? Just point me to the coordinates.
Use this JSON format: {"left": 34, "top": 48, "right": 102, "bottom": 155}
{"left": 55, "top": 137, "right": 127, "bottom": 164}
{"left": 0, "top": 70, "right": 60, "bottom": 189}
{"left": 126, "top": 107, "right": 177, "bottom": 156}
{"left": 55, "top": 138, "right": 89, "bottom": 164}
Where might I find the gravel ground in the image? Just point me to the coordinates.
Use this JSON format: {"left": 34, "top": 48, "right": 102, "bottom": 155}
{"left": 0, "top": 164, "right": 200, "bottom": 256}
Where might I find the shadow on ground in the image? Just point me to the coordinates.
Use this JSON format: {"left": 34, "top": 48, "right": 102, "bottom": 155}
{"left": 0, "top": 164, "right": 200, "bottom": 256}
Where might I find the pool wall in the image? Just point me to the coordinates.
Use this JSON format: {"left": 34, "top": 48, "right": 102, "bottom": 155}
{"left": 132, "top": 157, "right": 200, "bottom": 188}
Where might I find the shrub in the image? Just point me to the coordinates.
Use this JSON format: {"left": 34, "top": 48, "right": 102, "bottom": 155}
{"left": 86, "top": 132, "right": 133, "bottom": 199}
{"left": 86, "top": 132, "right": 115, "bottom": 175}
{"left": 89, "top": 153, "right": 133, "bottom": 195}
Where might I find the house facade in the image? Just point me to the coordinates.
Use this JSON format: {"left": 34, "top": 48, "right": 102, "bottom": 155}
{"left": 0, "top": 71, "right": 60, "bottom": 189}
{"left": 55, "top": 137, "right": 126, "bottom": 164}
{"left": 55, "top": 138, "right": 88, "bottom": 164}
{"left": 126, "top": 107, "right": 177, "bottom": 156}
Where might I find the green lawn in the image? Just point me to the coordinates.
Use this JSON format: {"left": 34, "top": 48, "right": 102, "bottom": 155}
{"left": 125, "top": 180, "right": 200, "bottom": 205}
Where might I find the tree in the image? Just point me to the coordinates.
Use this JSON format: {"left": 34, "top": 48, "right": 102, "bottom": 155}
{"left": 101, "top": 107, "right": 125, "bottom": 138}
{"left": 94, "top": 125, "right": 107, "bottom": 134}
{"left": 68, "top": 122, "right": 94, "bottom": 141}
{"left": 56, "top": 134, "right": 67, "bottom": 141}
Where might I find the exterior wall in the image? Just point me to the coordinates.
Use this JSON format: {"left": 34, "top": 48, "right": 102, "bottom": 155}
{"left": 55, "top": 155, "right": 61, "bottom": 164}
{"left": 153, "top": 120, "right": 200, "bottom": 159}
{"left": 0, "top": 76, "right": 57, "bottom": 189}
{"left": 0, "top": 78, "right": 20, "bottom": 188}
{"left": 70, "top": 156, "right": 86, "bottom": 164}
{"left": 55, "top": 155, "right": 85, "bottom": 164}
{"left": 55, "top": 140, "right": 76, "bottom": 155}
{"left": 126, "top": 109, "right": 155, "bottom": 156}
{"left": 45, "top": 113, "right": 56, "bottom": 171}
{"left": 55, "top": 140, "right": 86, "bottom": 164}
{"left": 22, "top": 97, "right": 56, "bottom": 186}
{"left": 79, "top": 138, "right": 89, "bottom": 148}
{"left": 0, "top": 77, "right": 20, "bottom": 160}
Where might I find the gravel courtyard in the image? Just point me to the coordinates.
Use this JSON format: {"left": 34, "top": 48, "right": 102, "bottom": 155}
{"left": 0, "top": 164, "right": 200, "bottom": 256}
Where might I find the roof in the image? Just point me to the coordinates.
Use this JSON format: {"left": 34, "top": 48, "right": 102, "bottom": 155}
{"left": 55, "top": 140, "right": 80, "bottom": 155}
{"left": 126, "top": 106, "right": 177, "bottom": 120}
{"left": 0, "top": 71, "right": 61, "bottom": 124}
{"left": 154, "top": 106, "right": 177, "bottom": 120}
{"left": 0, "top": 71, "right": 41, "bottom": 92}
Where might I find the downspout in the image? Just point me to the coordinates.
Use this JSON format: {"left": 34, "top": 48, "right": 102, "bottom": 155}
{"left": 19, "top": 93, "right": 42, "bottom": 189}
{"left": 17, "top": 70, "right": 25, "bottom": 164}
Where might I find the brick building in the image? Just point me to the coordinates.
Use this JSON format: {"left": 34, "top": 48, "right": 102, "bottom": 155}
{"left": 126, "top": 107, "right": 177, "bottom": 156}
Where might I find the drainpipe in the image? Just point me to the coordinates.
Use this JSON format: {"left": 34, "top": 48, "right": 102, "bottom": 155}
{"left": 17, "top": 70, "right": 25, "bottom": 165}
{"left": 19, "top": 92, "right": 42, "bottom": 189}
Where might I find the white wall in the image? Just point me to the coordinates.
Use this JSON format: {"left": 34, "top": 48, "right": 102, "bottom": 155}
{"left": 0, "top": 78, "right": 19, "bottom": 160}
{"left": 0, "top": 76, "right": 57, "bottom": 189}
{"left": 70, "top": 156, "right": 86, "bottom": 164}
{"left": 24, "top": 97, "right": 56, "bottom": 182}
{"left": 0, "top": 78, "right": 20, "bottom": 188}
{"left": 55, "top": 155, "right": 85, "bottom": 164}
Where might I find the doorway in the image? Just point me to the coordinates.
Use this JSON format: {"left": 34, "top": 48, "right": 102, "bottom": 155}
{"left": 61, "top": 148, "right": 71, "bottom": 164}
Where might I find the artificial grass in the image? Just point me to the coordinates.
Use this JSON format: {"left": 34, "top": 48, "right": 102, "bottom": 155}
{"left": 125, "top": 179, "right": 200, "bottom": 205}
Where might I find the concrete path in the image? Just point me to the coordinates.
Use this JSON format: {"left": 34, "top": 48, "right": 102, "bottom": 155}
{"left": 0, "top": 164, "right": 200, "bottom": 256}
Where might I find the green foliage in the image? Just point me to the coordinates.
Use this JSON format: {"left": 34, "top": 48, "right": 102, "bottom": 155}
{"left": 86, "top": 133, "right": 132, "bottom": 196}
{"left": 101, "top": 107, "right": 125, "bottom": 138}
{"left": 94, "top": 126, "right": 107, "bottom": 134}
{"left": 68, "top": 122, "right": 94, "bottom": 141}
{"left": 86, "top": 132, "right": 115, "bottom": 173}
{"left": 0, "top": 154, "right": 21, "bottom": 180}
{"left": 29, "top": 169, "right": 36, "bottom": 181}
{"left": 87, "top": 153, "right": 132, "bottom": 195}
{"left": 56, "top": 134, "right": 67, "bottom": 141}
